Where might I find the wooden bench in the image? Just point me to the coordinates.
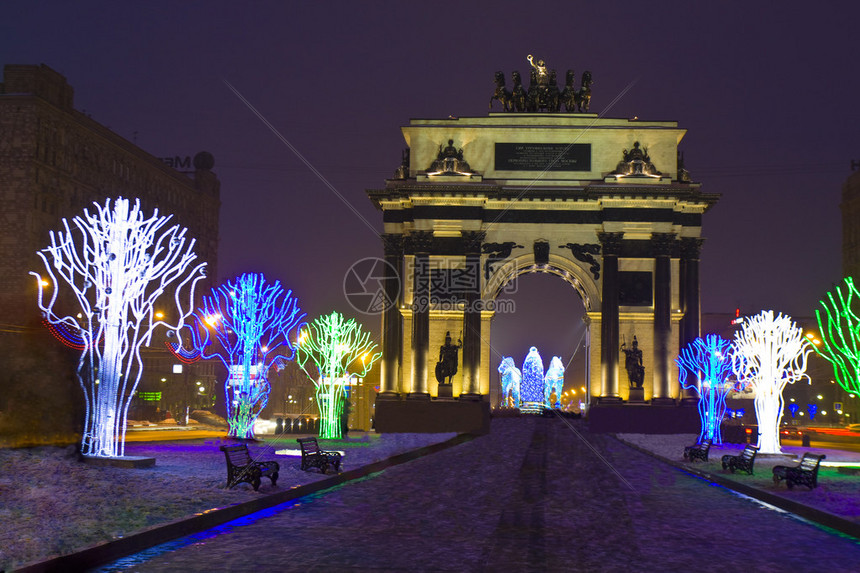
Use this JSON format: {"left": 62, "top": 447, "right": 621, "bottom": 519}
{"left": 683, "top": 438, "right": 712, "bottom": 462}
{"left": 721, "top": 444, "right": 759, "bottom": 475}
{"left": 297, "top": 437, "right": 342, "bottom": 474}
{"left": 219, "top": 444, "right": 279, "bottom": 491}
{"left": 773, "top": 453, "right": 826, "bottom": 490}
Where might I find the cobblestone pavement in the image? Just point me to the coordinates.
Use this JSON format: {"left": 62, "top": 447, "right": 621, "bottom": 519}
{"left": 103, "top": 417, "right": 860, "bottom": 572}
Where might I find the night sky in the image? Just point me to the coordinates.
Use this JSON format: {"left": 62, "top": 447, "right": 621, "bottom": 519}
{"left": 3, "top": 2, "right": 859, "bottom": 378}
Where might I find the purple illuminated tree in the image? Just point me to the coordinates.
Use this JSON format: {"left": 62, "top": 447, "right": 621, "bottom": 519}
{"left": 732, "top": 310, "right": 811, "bottom": 454}
{"left": 171, "top": 273, "right": 304, "bottom": 439}
{"left": 31, "top": 197, "right": 206, "bottom": 458}
{"left": 676, "top": 334, "right": 739, "bottom": 444}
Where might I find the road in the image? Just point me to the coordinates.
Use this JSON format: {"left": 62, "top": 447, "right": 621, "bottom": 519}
{"left": 103, "top": 417, "right": 860, "bottom": 572}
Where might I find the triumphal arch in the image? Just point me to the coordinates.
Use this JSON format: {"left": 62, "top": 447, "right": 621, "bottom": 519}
{"left": 367, "top": 63, "right": 718, "bottom": 433}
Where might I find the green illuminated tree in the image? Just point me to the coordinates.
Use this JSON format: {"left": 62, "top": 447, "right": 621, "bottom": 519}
{"left": 295, "top": 312, "right": 381, "bottom": 439}
{"left": 815, "top": 277, "right": 860, "bottom": 395}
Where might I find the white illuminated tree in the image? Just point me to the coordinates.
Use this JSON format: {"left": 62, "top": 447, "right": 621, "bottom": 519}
{"left": 296, "top": 312, "right": 381, "bottom": 439}
{"left": 31, "top": 197, "right": 206, "bottom": 458}
{"left": 731, "top": 310, "right": 811, "bottom": 454}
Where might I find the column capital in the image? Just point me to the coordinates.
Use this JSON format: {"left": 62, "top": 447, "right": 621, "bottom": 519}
{"left": 651, "top": 233, "right": 677, "bottom": 257}
{"left": 381, "top": 233, "right": 404, "bottom": 256}
{"left": 680, "top": 237, "right": 705, "bottom": 259}
{"left": 461, "top": 231, "right": 486, "bottom": 255}
{"left": 407, "top": 231, "right": 435, "bottom": 254}
{"left": 597, "top": 232, "right": 624, "bottom": 256}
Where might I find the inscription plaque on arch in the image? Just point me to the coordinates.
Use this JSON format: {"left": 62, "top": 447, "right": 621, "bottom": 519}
{"left": 494, "top": 143, "right": 591, "bottom": 172}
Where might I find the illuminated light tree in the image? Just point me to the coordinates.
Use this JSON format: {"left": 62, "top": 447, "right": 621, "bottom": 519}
{"left": 172, "top": 273, "right": 304, "bottom": 439}
{"left": 295, "top": 312, "right": 380, "bottom": 439}
{"left": 31, "top": 197, "right": 206, "bottom": 458}
{"left": 732, "top": 310, "right": 811, "bottom": 454}
{"left": 814, "top": 277, "right": 860, "bottom": 396}
{"left": 676, "top": 334, "right": 739, "bottom": 444}
{"left": 521, "top": 346, "right": 545, "bottom": 412}
{"left": 807, "top": 403, "right": 818, "bottom": 420}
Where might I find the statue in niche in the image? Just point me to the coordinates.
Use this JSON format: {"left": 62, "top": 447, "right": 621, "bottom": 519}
{"left": 426, "top": 139, "right": 474, "bottom": 175}
{"left": 490, "top": 71, "right": 513, "bottom": 112}
{"left": 435, "top": 331, "right": 462, "bottom": 384}
{"left": 621, "top": 336, "right": 645, "bottom": 389}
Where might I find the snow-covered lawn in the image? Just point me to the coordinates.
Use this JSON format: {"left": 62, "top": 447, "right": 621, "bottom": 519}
{"left": 0, "top": 431, "right": 454, "bottom": 570}
{"left": 617, "top": 433, "right": 860, "bottom": 523}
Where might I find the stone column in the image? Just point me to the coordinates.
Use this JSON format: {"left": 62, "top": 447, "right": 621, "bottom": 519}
{"left": 598, "top": 232, "right": 623, "bottom": 403}
{"left": 679, "top": 237, "right": 705, "bottom": 403}
{"left": 460, "top": 231, "right": 485, "bottom": 399}
{"left": 379, "top": 234, "right": 403, "bottom": 399}
{"left": 652, "top": 233, "right": 676, "bottom": 405}
{"left": 409, "top": 231, "right": 433, "bottom": 399}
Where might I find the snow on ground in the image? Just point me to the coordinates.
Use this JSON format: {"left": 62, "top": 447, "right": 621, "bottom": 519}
{"left": 617, "top": 433, "right": 860, "bottom": 522}
{"left": 2, "top": 429, "right": 859, "bottom": 571}
{"left": 0, "top": 431, "right": 455, "bottom": 571}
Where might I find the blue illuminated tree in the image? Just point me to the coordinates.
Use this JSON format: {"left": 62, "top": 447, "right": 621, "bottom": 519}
{"left": 171, "top": 273, "right": 304, "bottom": 439}
{"left": 295, "top": 311, "right": 381, "bottom": 439}
{"left": 32, "top": 198, "right": 206, "bottom": 458}
{"left": 676, "top": 335, "right": 738, "bottom": 444}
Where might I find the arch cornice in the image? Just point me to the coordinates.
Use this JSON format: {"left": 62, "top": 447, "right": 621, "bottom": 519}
{"left": 483, "top": 252, "right": 600, "bottom": 311}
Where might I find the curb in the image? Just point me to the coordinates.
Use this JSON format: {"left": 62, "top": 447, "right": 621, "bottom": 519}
{"left": 15, "top": 433, "right": 478, "bottom": 573}
{"left": 612, "top": 435, "right": 860, "bottom": 540}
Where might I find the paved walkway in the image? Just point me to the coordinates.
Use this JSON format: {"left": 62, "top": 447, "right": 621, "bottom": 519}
{"left": 102, "top": 417, "right": 860, "bottom": 572}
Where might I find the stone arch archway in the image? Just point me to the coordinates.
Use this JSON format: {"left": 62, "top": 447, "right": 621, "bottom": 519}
{"left": 485, "top": 254, "right": 594, "bottom": 410}
{"left": 368, "top": 112, "right": 718, "bottom": 433}
{"left": 484, "top": 252, "right": 599, "bottom": 311}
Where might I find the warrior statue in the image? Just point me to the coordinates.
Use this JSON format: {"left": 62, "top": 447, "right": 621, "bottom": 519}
{"left": 435, "top": 331, "right": 462, "bottom": 384}
{"left": 621, "top": 336, "right": 645, "bottom": 389}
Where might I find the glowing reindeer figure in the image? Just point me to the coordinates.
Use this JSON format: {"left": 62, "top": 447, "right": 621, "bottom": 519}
{"left": 544, "top": 356, "right": 565, "bottom": 409}
{"left": 498, "top": 357, "right": 522, "bottom": 409}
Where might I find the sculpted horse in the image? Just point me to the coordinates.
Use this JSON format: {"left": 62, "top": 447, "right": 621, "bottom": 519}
{"left": 490, "top": 71, "right": 513, "bottom": 112}
{"left": 510, "top": 70, "right": 527, "bottom": 112}
{"left": 546, "top": 70, "right": 560, "bottom": 112}
{"left": 575, "top": 70, "right": 593, "bottom": 113}
{"left": 544, "top": 356, "right": 565, "bottom": 408}
{"left": 561, "top": 70, "right": 577, "bottom": 112}
{"left": 498, "top": 357, "right": 522, "bottom": 409}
